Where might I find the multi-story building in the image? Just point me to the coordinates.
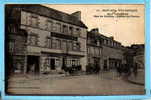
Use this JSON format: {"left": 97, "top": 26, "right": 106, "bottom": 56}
{"left": 125, "top": 44, "right": 145, "bottom": 69}
{"left": 133, "top": 44, "right": 144, "bottom": 69}
{"left": 87, "top": 28, "right": 124, "bottom": 71}
{"left": 87, "top": 29, "right": 102, "bottom": 71}
{"left": 6, "top": 4, "right": 88, "bottom": 74}
{"left": 100, "top": 33, "right": 124, "bottom": 70}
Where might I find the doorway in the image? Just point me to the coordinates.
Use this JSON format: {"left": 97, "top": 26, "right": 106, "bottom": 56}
{"left": 50, "top": 58, "right": 55, "bottom": 70}
{"left": 27, "top": 56, "right": 40, "bottom": 74}
{"left": 103, "top": 60, "right": 107, "bottom": 70}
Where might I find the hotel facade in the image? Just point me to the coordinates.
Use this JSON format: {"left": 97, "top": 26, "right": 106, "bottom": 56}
{"left": 6, "top": 4, "right": 88, "bottom": 74}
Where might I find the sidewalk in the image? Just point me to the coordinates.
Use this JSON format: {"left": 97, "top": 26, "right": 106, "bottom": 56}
{"left": 8, "top": 70, "right": 86, "bottom": 82}
{"left": 8, "top": 73, "right": 66, "bottom": 82}
{"left": 127, "top": 69, "right": 145, "bottom": 85}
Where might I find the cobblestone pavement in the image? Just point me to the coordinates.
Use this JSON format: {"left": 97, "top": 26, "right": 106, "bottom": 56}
{"left": 7, "top": 70, "right": 145, "bottom": 95}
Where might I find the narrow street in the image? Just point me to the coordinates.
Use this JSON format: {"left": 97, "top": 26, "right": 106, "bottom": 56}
{"left": 7, "top": 70, "right": 145, "bottom": 95}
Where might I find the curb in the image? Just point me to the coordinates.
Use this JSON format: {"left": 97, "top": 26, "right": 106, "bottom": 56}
{"left": 126, "top": 78, "right": 144, "bottom": 86}
{"left": 127, "top": 79, "right": 144, "bottom": 86}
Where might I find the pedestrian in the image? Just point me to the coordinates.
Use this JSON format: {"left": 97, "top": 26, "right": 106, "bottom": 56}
{"left": 133, "top": 63, "right": 138, "bottom": 77}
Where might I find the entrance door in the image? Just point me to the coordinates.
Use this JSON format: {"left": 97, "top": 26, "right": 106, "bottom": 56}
{"left": 27, "top": 56, "right": 40, "bottom": 74}
{"left": 50, "top": 59, "right": 55, "bottom": 70}
{"left": 104, "top": 60, "right": 107, "bottom": 70}
{"left": 94, "top": 58, "right": 99, "bottom": 66}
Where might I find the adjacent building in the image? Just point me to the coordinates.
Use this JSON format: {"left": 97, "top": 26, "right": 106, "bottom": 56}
{"left": 87, "top": 28, "right": 124, "bottom": 71}
{"left": 125, "top": 44, "right": 145, "bottom": 69}
{"left": 87, "top": 29, "right": 103, "bottom": 72}
{"left": 133, "top": 44, "right": 144, "bottom": 69}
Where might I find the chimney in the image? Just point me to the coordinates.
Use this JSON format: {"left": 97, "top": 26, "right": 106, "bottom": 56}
{"left": 71, "top": 11, "right": 81, "bottom": 20}
{"left": 90, "top": 28, "right": 99, "bottom": 33}
{"left": 109, "top": 36, "right": 114, "bottom": 40}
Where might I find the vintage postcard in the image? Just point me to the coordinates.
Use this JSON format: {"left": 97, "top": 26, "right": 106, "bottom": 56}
{"left": 5, "top": 4, "right": 145, "bottom": 95}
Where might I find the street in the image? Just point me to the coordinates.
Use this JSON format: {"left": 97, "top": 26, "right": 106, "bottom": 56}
{"left": 7, "top": 70, "right": 145, "bottom": 95}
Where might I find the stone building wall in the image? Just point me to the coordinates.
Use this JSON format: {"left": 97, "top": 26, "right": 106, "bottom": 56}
{"left": 8, "top": 32, "right": 27, "bottom": 73}
{"left": 20, "top": 9, "right": 87, "bottom": 73}
{"left": 102, "top": 45, "right": 124, "bottom": 70}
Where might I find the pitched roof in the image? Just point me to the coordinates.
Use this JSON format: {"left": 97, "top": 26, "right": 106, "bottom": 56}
{"left": 87, "top": 31, "right": 121, "bottom": 44}
{"left": 6, "top": 4, "right": 88, "bottom": 28}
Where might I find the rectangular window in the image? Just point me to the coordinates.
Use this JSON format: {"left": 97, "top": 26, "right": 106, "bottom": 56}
{"left": 51, "top": 38, "right": 56, "bottom": 49}
{"left": 32, "top": 18, "right": 38, "bottom": 27}
{"left": 69, "top": 27, "right": 73, "bottom": 35}
{"left": 97, "top": 48, "right": 100, "bottom": 56}
{"left": 56, "top": 23, "right": 61, "bottom": 33}
{"left": 68, "top": 41, "right": 73, "bottom": 51}
{"left": 62, "top": 41, "right": 67, "bottom": 52}
{"left": 73, "top": 42, "right": 76, "bottom": 51}
{"left": 88, "top": 58, "right": 91, "bottom": 64}
{"left": 56, "top": 39, "right": 61, "bottom": 49}
{"left": 63, "top": 25, "right": 68, "bottom": 34}
{"left": 55, "top": 58, "right": 60, "bottom": 67}
{"left": 77, "top": 42, "right": 80, "bottom": 51}
{"left": 96, "top": 48, "right": 98, "bottom": 56}
{"left": 28, "top": 35, "right": 38, "bottom": 46}
{"left": 75, "top": 28, "right": 81, "bottom": 37}
{"left": 87, "top": 38, "right": 91, "bottom": 44}
{"left": 52, "top": 23, "right": 57, "bottom": 32}
{"left": 73, "top": 42, "right": 80, "bottom": 51}
{"left": 8, "top": 24, "right": 17, "bottom": 33}
{"left": 30, "top": 14, "right": 39, "bottom": 27}
{"left": 9, "top": 40, "right": 15, "bottom": 53}
{"left": 45, "top": 38, "right": 51, "bottom": 48}
{"left": 46, "top": 21, "right": 52, "bottom": 31}
{"left": 89, "top": 47, "right": 92, "bottom": 55}
{"left": 72, "top": 60, "right": 75, "bottom": 66}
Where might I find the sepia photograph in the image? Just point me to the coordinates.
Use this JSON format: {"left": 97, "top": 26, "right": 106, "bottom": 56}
{"left": 5, "top": 4, "right": 145, "bottom": 95}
